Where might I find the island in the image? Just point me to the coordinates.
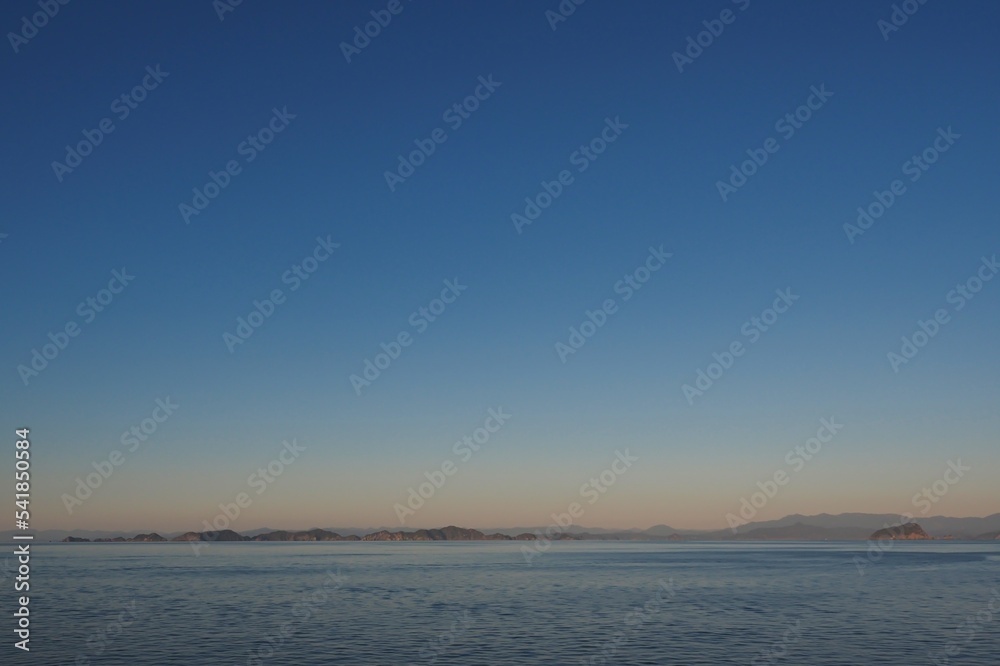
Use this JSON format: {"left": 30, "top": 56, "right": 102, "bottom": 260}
{"left": 49, "top": 513, "right": 1000, "bottom": 544}
{"left": 62, "top": 526, "right": 554, "bottom": 543}
{"left": 869, "top": 523, "right": 932, "bottom": 540}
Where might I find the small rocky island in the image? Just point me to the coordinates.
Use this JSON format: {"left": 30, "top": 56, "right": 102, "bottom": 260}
{"left": 869, "top": 523, "right": 932, "bottom": 540}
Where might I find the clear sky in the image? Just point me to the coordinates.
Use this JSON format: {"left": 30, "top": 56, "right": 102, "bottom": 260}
{"left": 1, "top": 0, "right": 998, "bottom": 533}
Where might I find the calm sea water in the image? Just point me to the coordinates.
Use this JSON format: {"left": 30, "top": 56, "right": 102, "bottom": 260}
{"left": 11, "top": 541, "right": 1000, "bottom": 665}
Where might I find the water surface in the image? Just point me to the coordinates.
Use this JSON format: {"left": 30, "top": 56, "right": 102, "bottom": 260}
{"left": 16, "top": 541, "right": 1000, "bottom": 664}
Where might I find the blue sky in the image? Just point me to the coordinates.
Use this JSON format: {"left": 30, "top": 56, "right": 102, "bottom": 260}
{"left": 1, "top": 0, "right": 998, "bottom": 532}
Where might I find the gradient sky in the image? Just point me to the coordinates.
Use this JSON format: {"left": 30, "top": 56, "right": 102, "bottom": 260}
{"left": 1, "top": 1, "right": 998, "bottom": 533}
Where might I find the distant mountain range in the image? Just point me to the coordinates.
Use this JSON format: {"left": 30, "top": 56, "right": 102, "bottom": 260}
{"left": 61, "top": 526, "right": 557, "bottom": 543}
{"left": 8, "top": 512, "right": 1000, "bottom": 543}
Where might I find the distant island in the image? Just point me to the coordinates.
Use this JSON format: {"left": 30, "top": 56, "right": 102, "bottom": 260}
{"left": 869, "top": 523, "right": 932, "bottom": 540}
{"left": 66, "top": 533, "right": 170, "bottom": 543}
{"left": 30, "top": 513, "right": 1000, "bottom": 544}
{"left": 61, "top": 526, "right": 557, "bottom": 543}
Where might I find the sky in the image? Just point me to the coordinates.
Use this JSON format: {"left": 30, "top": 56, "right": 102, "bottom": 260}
{"left": 1, "top": 0, "right": 998, "bottom": 534}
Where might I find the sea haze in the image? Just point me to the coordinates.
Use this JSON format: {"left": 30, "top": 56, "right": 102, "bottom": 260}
{"left": 25, "top": 541, "right": 1000, "bottom": 665}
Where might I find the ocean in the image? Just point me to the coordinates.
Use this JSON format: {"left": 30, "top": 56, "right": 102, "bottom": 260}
{"left": 15, "top": 541, "right": 1000, "bottom": 665}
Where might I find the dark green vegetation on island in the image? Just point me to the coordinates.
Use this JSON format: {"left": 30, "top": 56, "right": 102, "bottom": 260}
{"left": 869, "top": 523, "right": 933, "bottom": 540}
